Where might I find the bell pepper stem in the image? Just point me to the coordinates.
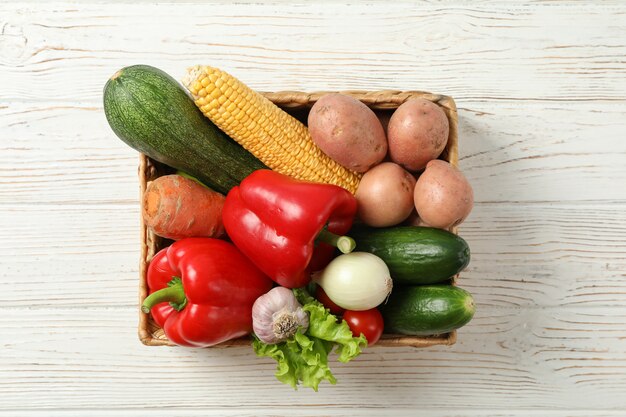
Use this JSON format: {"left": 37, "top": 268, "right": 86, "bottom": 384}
{"left": 316, "top": 228, "right": 356, "bottom": 254}
{"left": 141, "top": 277, "right": 187, "bottom": 313}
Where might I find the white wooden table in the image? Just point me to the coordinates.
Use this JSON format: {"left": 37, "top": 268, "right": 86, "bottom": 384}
{"left": 2, "top": 1, "right": 626, "bottom": 416}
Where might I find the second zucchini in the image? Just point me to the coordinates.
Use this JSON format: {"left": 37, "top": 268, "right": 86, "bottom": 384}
{"left": 350, "top": 225, "right": 470, "bottom": 285}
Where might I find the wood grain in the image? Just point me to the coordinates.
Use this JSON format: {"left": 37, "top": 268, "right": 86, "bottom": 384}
{"left": 0, "top": 204, "right": 139, "bottom": 307}
{"left": 0, "top": 104, "right": 137, "bottom": 205}
{"left": 2, "top": 1, "right": 626, "bottom": 415}
{"left": 2, "top": 202, "right": 625, "bottom": 309}
{"left": 2, "top": 101, "right": 625, "bottom": 205}
{"left": 4, "top": 413, "right": 626, "bottom": 417}
{"left": 3, "top": 412, "right": 626, "bottom": 417}
{"left": 1, "top": 307, "right": 625, "bottom": 411}
{"left": 0, "top": 2, "right": 625, "bottom": 103}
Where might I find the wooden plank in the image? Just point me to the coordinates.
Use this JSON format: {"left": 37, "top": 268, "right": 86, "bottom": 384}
{"left": 0, "top": 104, "right": 138, "bottom": 205}
{"left": 1, "top": 307, "right": 625, "bottom": 410}
{"left": 0, "top": 204, "right": 140, "bottom": 308}
{"left": 458, "top": 101, "right": 626, "bottom": 204}
{"left": 0, "top": 2, "right": 625, "bottom": 102}
{"left": 461, "top": 203, "right": 626, "bottom": 308}
{"left": 2, "top": 101, "right": 625, "bottom": 205}
{"left": 2, "top": 410, "right": 626, "bottom": 417}
{"left": 2, "top": 2, "right": 626, "bottom": 415}
{"left": 1, "top": 202, "right": 625, "bottom": 309}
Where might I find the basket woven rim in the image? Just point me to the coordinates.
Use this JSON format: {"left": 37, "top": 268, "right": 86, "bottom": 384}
{"left": 138, "top": 89, "right": 459, "bottom": 348}
{"left": 261, "top": 90, "right": 457, "bottom": 111}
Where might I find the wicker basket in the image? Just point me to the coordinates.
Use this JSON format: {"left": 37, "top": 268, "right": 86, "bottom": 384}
{"left": 138, "top": 90, "right": 459, "bottom": 348}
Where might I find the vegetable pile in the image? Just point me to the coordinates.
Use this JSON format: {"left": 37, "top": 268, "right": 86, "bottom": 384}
{"left": 104, "top": 64, "right": 476, "bottom": 391}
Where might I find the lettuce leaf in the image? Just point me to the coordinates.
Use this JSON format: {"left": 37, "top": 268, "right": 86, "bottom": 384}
{"left": 252, "top": 288, "right": 367, "bottom": 391}
{"left": 294, "top": 288, "right": 366, "bottom": 363}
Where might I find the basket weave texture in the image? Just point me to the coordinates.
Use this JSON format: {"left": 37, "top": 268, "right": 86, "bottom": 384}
{"left": 138, "top": 90, "right": 459, "bottom": 348}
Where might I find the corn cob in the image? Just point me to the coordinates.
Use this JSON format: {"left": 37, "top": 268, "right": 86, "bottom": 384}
{"left": 182, "top": 65, "right": 361, "bottom": 194}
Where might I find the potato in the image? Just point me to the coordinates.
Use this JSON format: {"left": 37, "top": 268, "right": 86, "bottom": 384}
{"left": 387, "top": 98, "right": 449, "bottom": 172}
{"left": 308, "top": 94, "right": 387, "bottom": 173}
{"left": 414, "top": 160, "right": 473, "bottom": 229}
{"left": 355, "top": 162, "right": 416, "bottom": 227}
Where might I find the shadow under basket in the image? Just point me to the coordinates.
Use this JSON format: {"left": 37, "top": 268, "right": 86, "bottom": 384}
{"left": 138, "top": 90, "right": 460, "bottom": 348}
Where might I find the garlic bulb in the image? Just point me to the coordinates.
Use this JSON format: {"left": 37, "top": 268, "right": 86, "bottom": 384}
{"left": 313, "top": 252, "right": 392, "bottom": 311}
{"left": 252, "top": 287, "right": 309, "bottom": 344}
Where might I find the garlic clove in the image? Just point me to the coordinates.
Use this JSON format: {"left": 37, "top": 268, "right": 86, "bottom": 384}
{"left": 253, "top": 287, "right": 309, "bottom": 344}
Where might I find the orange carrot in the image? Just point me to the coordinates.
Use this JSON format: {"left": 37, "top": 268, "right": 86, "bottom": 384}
{"left": 142, "top": 174, "right": 225, "bottom": 240}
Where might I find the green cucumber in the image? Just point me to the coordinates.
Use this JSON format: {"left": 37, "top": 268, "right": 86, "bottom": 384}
{"left": 350, "top": 226, "right": 470, "bottom": 285}
{"left": 103, "top": 65, "right": 266, "bottom": 194}
{"left": 381, "top": 285, "right": 475, "bottom": 335}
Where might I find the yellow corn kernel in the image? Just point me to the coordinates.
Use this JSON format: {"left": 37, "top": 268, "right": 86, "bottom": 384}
{"left": 182, "top": 65, "right": 361, "bottom": 193}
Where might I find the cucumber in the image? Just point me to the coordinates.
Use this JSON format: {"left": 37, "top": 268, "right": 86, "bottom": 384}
{"left": 103, "top": 65, "right": 266, "bottom": 194}
{"left": 350, "top": 226, "right": 470, "bottom": 285}
{"left": 381, "top": 285, "right": 475, "bottom": 335}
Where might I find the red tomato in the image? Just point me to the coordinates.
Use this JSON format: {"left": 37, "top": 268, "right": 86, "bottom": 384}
{"left": 343, "top": 309, "right": 384, "bottom": 345}
{"left": 315, "top": 287, "right": 345, "bottom": 315}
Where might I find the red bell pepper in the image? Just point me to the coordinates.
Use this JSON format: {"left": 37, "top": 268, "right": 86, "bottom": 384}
{"left": 222, "top": 170, "right": 357, "bottom": 289}
{"left": 141, "top": 238, "right": 273, "bottom": 347}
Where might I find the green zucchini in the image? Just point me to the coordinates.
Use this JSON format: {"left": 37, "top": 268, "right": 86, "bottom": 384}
{"left": 381, "top": 285, "right": 475, "bottom": 335}
{"left": 103, "top": 65, "right": 266, "bottom": 194}
{"left": 350, "top": 226, "right": 470, "bottom": 285}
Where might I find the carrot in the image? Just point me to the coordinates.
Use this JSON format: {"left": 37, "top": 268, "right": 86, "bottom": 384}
{"left": 142, "top": 174, "right": 225, "bottom": 240}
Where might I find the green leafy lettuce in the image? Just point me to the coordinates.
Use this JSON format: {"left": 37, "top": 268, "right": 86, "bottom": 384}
{"left": 252, "top": 288, "right": 367, "bottom": 391}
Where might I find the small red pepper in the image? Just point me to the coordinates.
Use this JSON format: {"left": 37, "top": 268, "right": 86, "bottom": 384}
{"left": 222, "top": 170, "right": 357, "bottom": 288}
{"left": 141, "top": 238, "right": 273, "bottom": 347}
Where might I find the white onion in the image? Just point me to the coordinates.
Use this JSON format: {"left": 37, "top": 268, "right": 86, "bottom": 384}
{"left": 313, "top": 252, "right": 392, "bottom": 311}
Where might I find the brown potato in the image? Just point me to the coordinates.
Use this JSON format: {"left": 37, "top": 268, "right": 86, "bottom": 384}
{"left": 414, "top": 160, "right": 473, "bottom": 229}
{"left": 387, "top": 98, "right": 449, "bottom": 172}
{"left": 308, "top": 94, "right": 387, "bottom": 173}
{"left": 355, "top": 162, "right": 416, "bottom": 227}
